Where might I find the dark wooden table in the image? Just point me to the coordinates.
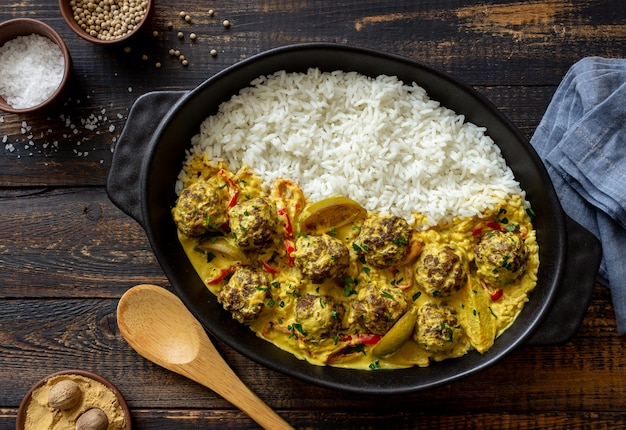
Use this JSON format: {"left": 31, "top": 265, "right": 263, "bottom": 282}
{"left": 2, "top": 1, "right": 626, "bottom": 428}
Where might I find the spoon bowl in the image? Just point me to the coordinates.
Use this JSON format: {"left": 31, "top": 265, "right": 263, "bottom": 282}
{"left": 117, "top": 284, "right": 293, "bottom": 430}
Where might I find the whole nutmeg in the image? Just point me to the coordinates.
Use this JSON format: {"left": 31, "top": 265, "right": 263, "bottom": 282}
{"left": 76, "top": 408, "right": 109, "bottom": 430}
{"left": 48, "top": 379, "right": 82, "bottom": 410}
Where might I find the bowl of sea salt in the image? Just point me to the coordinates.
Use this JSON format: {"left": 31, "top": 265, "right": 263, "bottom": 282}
{"left": 0, "top": 18, "right": 72, "bottom": 114}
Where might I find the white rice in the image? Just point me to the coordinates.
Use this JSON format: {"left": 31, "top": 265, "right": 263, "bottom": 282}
{"left": 178, "top": 68, "right": 525, "bottom": 226}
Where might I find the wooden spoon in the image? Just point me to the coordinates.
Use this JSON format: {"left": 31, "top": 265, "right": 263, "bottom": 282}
{"left": 117, "top": 284, "right": 293, "bottom": 430}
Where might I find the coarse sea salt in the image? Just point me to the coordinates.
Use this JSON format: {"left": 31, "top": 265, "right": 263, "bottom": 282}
{"left": 0, "top": 34, "right": 65, "bottom": 109}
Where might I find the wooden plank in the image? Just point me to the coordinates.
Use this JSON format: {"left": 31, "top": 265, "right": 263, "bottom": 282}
{"left": 0, "top": 188, "right": 166, "bottom": 297}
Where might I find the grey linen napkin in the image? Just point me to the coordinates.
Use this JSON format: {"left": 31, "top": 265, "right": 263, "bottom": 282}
{"left": 530, "top": 56, "right": 626, "bottom": 335}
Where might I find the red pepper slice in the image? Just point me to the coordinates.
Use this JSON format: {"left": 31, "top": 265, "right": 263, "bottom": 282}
{"left": 261, "top": 260, "right": 279, "bottom": 274}
{"left": 218, "top": 169, "right": 240, "bottom": 210}
{"left": 277, "top": 207, "right": 294, "bottom": 239}
{"left": 207, "top": 267, "right": 235, "bottom": 284}
{"left": 486, "top": 220, "right": 502, "bottom": 231}
{"left": 489, "top": 288, "right": 503, "bottom": 302}
{"left": 341, "top": 333, "right": 381, "bottom": 345}
{"left": 283, "top": 239, "right": 296, "bottom": 266}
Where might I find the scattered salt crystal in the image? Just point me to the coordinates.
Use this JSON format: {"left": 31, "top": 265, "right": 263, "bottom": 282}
{"left": 0, "top": 34, "right": 65, "bottom": 109}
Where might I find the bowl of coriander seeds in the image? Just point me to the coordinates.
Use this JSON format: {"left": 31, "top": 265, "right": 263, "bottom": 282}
{"left": 59, "top": 0, "right": 154, "bottom": 44}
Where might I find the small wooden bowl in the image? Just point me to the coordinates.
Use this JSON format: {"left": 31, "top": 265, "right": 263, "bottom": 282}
{"left": 59, "top": 0, "right": 154, "bottom": 45}
{"left": 16, "top": 369, "right": 132, "bottom": 430}
{"left": 0, "top": 18, "right": 72, "bottom": 114}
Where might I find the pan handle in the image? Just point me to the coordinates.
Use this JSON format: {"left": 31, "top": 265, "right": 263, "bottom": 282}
{"left": 106, "top": 91, "right": 186, "bottom": 225}
{"left": 526, "top": 214, "right": 601, "bottom": 345}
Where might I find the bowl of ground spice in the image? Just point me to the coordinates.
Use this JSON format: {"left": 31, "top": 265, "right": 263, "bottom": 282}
{"left": 59, "top": 0, "right": 154, "bottom": 45}
{"left": 0, "top": 18, "right": 72, "bottom": 114}
{"left": 16, "top": 369, "right": 131, "bottom": 430}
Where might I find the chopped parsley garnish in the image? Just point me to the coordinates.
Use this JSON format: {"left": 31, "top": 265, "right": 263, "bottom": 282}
{"left": 343, "top": 277, "right": 358, "bottom": 297}
{"left": 288, "top": 323, "right": 307, "bottom": 338}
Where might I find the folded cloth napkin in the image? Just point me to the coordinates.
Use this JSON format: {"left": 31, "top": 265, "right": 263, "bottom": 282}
{"left": 530, "top": 56, "right": 626, "bottom": 335}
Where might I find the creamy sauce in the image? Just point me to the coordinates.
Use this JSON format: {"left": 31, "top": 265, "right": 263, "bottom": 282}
{"left": 175, "top": 156, "right": 539, "bottom": 370}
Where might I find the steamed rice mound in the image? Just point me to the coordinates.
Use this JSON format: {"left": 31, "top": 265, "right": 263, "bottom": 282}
{"left": 177, "top": 68, "right": 525, "bottom": 225}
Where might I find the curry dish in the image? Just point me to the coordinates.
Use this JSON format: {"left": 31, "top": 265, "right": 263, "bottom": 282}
{"left": 173, "top": 155, "right": 539, "bottom": 370}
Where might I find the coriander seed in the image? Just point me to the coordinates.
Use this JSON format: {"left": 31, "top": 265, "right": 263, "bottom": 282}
{"left": 222, "top": 19, "right": 231, "bottom": 28}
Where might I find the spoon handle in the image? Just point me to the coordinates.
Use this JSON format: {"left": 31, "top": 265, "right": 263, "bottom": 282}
{"left": 173, "top": 349, "right": 294, "bottom": 430}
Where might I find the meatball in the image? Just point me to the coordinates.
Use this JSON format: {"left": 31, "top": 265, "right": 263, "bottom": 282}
{"left": 414, "top": 244, "right": 467, "bottom": 297}
{"left": 474, "top": 230, "right": 528, "bottom": 286}
{"left": 293, "top": 234, "right": 350, "bottom": 283}
{"left": 229, "top": 197, "right": 278, "bottom": 251}
{"left": 172, "top": 178, "right": 231, "bottom": 236}
{"left": 295, "top": 294, "right": 344, "bottom": 341}
{"left": 218, "top": 266, "right": 271, "bottom": 323}
{"left": 352, "top": 283, "right": 409, "bottom": 335}
{"left": 354, "top": 214, "right": 411, "bottom": 268}
{"left": 413, "top": 302, "right": 462, "bottom": 353}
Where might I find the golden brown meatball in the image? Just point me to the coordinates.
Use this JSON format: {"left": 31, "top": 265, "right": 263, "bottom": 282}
{"left": 352, "top": 283, "right": 409, "bottom": 335}
{"left": 295, "top": 294, "right": 344, "bottom": 341}
{"left": 414, "top": 244, "right": 467, "bottom": 297}
{"left": 474, "top": 230, "right": 528, "bottom": 286}
{"left": 354, "top": 214, "right": 411, "bottom": 268}
{"left": 229, "top": 197, "right": 278, "bottom": 251}
{"left": 218, "top": 266, "right": 271, "bottom": 323}
{"left": 413, "top": 302, "right": 462, "bottom": 353}
{"left": 172, "top": 178, "right": 231, "bottom": 236}
{"left": 293, "top": 234, "right": 350, "bottom": 283}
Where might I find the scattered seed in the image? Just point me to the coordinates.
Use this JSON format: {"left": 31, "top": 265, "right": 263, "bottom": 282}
{"left": 177, "top": 31, "right": 184, "bottom": 39}
{"left": 152, "top": 30, "right": 159, "bottom": 37}
{"left": 141, "top": 54, "right": 148, "bottom": 61}
{"left": 179, "top": 11, "right": 186, "bottom": 18}
{"left": 181, "top": 59, "right": 188, "bottom": 67}
{"left": 208, "top": 9, "right": 215, "bottom": 16}
{"left": 222, "top": 19, "right": 231, "bottom": 28}
{"left": 210, "top": 49, "right": 217, "bottom": 57}
{"left": 178, "top": 54, "right": 185, "bottom": 61}
{"left": 174, "top": 50, "right": 181, "bottom": 56}
{"left": 124, "top": 46, "right": 131, "bottom": 53}
{"left": 155, "top": 62, "right": 161, "bottom": 68}
{"left": 168, "top": 48, "right": 176, "bottom": 56}
{"left": 167, "top": 21, "right": 173, "bottom": 30}
{"left": 185, "top": 14, "right": 191, "bottom": 23}
{"left": 190, "top": 33, "right": 197, "bottom": 41}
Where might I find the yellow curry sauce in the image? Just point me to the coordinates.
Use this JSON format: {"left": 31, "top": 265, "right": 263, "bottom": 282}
{"left": 174, "top": 155, "right": 539, "bottom": 370}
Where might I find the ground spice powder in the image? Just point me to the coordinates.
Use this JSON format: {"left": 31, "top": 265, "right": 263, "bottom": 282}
{"left": 24, "top": 374, "right": 126, "bottom": 430}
